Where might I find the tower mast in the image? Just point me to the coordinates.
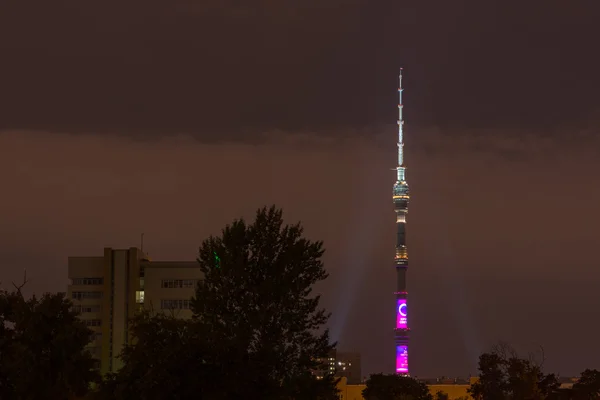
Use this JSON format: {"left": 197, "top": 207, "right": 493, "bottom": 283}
{"left": 393, "top": 68, "right": 410, "bottom": 375}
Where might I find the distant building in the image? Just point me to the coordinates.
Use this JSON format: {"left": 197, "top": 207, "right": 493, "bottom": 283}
{"left": 67, "top": 247, "right": 200, "bottom": 375}
{"left": 336, "top": 351, "right": 362, "bottom": 384}
{"left": 313, "top": 349, "right": 337, "bottom": 379}
{"left": 314, "top": 349, "right": 362, "bottom": 384}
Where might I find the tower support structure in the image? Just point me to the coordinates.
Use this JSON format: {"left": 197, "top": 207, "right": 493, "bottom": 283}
{"left": 393, "top": 68, "right": 410, "bottom": 375}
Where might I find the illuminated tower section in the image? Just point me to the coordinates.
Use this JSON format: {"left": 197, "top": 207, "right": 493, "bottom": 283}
{"left": 393, "top": 68, "right": 410, "bottom": 375}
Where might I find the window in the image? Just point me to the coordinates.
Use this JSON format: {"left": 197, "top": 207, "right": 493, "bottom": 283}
{"left": 83, "top": 319, "right": 102, "bottom": 327}
{"left": 161, "top": 279, "right": 198, "bottom": 289}
{"left": 160, "top": 299, "right": 192, "bottom": 310}
{"left": 72, "top": 278, "right": 104, "bottom": 285}
{"left": 136, "top": 291, "right": 144, "bottom": 304}
{"left": 72, "top": 305, "right": 102, "bottom": 313}
{"left": 72, "top": 291, "right": 103, "bottom": 300}
{"left": 395, "top": 246, "right": 408, "bottom": 261}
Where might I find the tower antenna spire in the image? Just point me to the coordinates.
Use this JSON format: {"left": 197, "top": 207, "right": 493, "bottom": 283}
{"left": 393, "top": 67, "right": 410, "bottom": 375}
{"left": 397, "top": 68, "right": 405, "bottom": 175}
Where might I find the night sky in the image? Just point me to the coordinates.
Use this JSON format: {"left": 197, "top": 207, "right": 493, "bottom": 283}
{"left": 1, "top": 0, "right": 600, "bottom": 378}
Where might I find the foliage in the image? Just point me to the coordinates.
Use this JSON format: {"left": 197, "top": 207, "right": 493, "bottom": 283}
{"left": 362, "top": 373, "right": 433, "bottom": 400}
{"left": 468, "top": 343, "right": 600, "bottom": 400}
{"left": 93, "top": 311, "right": 218, "bottom": 400}
{"left": 95, "top": 205, "right": 338, "bottom": 400}
{"left": 191, "top": 205, "right": 338, "bottom": 399}
{"left": 0, "top": 288, "right": 99, "bottom": 399}
{"left": 468, "top": 343, "right": 558, "bottom": 400}
{"left": 572, "top": 369, "right": 600, "bottom": 400}
{"left": 434, "top": 390, "right": 449, "bottom": 400}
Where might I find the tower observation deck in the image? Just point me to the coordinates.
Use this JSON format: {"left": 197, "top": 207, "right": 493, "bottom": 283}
{"left": 393, "top": 69, "right": 410, "bottom": 375}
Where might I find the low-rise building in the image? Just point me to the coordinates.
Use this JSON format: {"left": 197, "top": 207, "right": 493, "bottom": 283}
{"left": 67, "top": 247, "right": 200, "bottom": 375}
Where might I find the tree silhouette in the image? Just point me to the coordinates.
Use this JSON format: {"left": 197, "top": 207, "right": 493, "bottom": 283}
{"left": 434, "top": 390, "right": 450, "bottom": 400}
{"left": 572, "top": 369, "right": 600, "bottom": 400}
{"left": 362, "top": 373, "right": 433, "bottom": 400}
{"left": 468, "top": 343, "right": 559, "bottom": 400}
{"left": 191, "top": 205, "right": 338, "bottom": 399}
{"left": 93, "top": 311, "right": 212, "bottom": 400}
{"left": 0, "top": 288, "right": 99, "bottom": 399}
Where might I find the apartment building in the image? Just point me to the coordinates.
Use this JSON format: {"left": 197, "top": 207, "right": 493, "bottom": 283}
{"left": 314, "top": 349, "right": 362, "bottom": 384}
{"left": 336, "top": 351, "right": 362, "bottom": 384}
{"left": 67, "top": 247, "right": 200, "bottom": 375}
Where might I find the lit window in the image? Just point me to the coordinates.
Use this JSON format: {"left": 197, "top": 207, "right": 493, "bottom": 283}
{"left": 395, "top": 246, "right": 408, "bottom": 260}
{"left": 136, "top": 291, "right": 144, "bottom": 304}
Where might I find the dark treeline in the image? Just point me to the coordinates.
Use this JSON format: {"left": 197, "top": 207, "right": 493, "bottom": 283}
{"left": 360, "top": 344, "right": 600, "bottom": 400}
{"left": 0, "top": 287, "right": 99, "bottom": 399}
{"left": 466, "top": 343, "right": 600, "bottom": 400}
{"left": 1, "top": 206, "right": 599, "bottom": 400}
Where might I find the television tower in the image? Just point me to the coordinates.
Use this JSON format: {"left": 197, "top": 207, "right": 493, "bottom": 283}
{"left": 393, "top": 68, "right": 410, "bottom": 375}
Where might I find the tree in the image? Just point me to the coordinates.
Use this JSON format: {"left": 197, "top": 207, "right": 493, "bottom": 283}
{"left": 191, "top": 205, "right": 339, "bottom": 399}
{"left": 469, "top": 351, "right": 507, "bottom": 400}
{"left": 362, "top": 373, "right": 433, "bottom": 400}
{"left": 468, "top": 343, "right": 559, "bottom": 400}
{"left": 434, "top": 391, "right": 449, "bottom": 400}
{"left": 572, "top": 369, "right": 600, "bottom": 400}
{"left": 93, "top": 311, "right": 217, "bottom": 400}
{"left": 0, "top": 287, "right": 99, "bottom": 399}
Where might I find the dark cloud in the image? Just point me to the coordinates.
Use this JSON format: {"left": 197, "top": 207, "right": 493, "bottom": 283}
{"left": 1, "top": 1, "right": 600, "bottom": 139}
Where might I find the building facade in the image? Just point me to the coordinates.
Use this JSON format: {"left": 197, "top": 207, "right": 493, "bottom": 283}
{"left": 336, "top": 351, "right": 362, "bottom": 385}
{"left": 314, "top": 350, "right": 362, "bottom": 385}
{"left": 67, "top": 247, "right": 200, "bottom": 375}
{"left": 393, "top": 69, "right": 410, "bottom": 374}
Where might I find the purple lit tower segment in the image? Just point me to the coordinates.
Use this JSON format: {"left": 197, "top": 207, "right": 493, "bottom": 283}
{"left": 396, "top": 298, "right": 407, "bottom": 330}
{"left": 393, "top": 69, "right": 410, "bottom": 375}
{"left": 396, "top": 346, "right": 409, "bottom": 374}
